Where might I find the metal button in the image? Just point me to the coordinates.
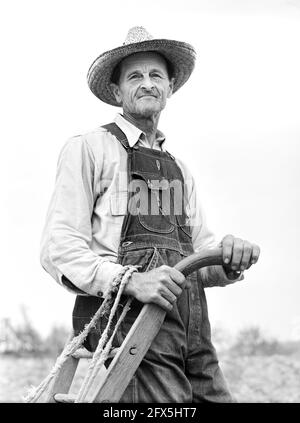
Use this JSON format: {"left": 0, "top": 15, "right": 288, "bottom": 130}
{"left": 97, "top": 291, "right": 103, "bottom": 297}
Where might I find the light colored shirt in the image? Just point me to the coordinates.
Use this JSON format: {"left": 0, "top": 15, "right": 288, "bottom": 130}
{"left": 40, "top": 114, "right": 241, "bottom": 298}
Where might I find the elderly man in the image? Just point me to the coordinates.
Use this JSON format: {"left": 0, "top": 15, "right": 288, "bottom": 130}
{"left": 41, "top": 27, "right": 260, "bottom": 402}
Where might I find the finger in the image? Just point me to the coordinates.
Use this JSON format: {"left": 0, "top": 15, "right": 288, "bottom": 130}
{"left": 164, "top": 279, "right": 183, "bottom": 297}
{"left": 240, "top": 241, "right": 253, "bottom": 271}
{"left": 152, "top": 294, "right": 174, "bottom": 312}
{"left": 155, "top": 267, "right": 182, "bottom": 296}
{"left": 221, "top": 234, "right": 234, "bottom": 265}
{"left": 184, "top": 279, "right": 192, "bottom": 289}
{"left": 161, "top": 288, "right": 178, "bottom": 305}
{"left": 230, "top": 238, "right": 244, "bottom": 270}
{"left": 169, "top": 268, "right": 186, "bottom": 286}
{"left": 250, "top": 244, "right": 261, "bottom": 265}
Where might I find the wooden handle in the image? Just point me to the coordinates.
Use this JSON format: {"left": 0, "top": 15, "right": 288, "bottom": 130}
{"left": 91, "top": 247, "right": 223, "bottom": 403}
{"left": 174, "top": 246, "right": 223, "bottom": 276}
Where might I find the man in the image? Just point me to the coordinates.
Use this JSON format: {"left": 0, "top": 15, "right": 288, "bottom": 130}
{"left": 40, "top": 27, "right": 260, "bottom": 402}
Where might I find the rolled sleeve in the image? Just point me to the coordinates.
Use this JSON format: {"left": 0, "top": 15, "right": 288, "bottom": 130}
{"left": 40, "top": 135, "right": 124, "bottom": 298}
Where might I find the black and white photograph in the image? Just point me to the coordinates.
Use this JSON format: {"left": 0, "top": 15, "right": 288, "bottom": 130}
{"left": 1, "top": 0, "right": 300, "bottom": 406}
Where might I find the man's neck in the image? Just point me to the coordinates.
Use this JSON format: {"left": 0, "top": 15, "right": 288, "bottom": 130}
{"left": 122, "top": 111, "right": 160, "bottom": 147}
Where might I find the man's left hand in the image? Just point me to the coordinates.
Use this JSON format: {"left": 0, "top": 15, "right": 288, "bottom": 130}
{"left": 220, "top": 234, "right": 260, "bottom": 279}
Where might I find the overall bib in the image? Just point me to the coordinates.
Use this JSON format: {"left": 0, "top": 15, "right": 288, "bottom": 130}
{"left": 72, "top": 123, "right": 234, "bottom": 403}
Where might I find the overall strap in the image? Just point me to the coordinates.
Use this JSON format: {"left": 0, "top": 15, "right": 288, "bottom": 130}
{"left": 102, "top": 122, "right": 130, "bottom": 150}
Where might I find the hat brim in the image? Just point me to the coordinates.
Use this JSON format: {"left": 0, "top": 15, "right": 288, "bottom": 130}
{"left": 87, "top": 39, "right": 196, "bottom": 106}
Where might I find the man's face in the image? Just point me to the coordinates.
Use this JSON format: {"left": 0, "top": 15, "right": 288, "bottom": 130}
{"left": 111, "top": 52, "right": 174, "bottom": 118}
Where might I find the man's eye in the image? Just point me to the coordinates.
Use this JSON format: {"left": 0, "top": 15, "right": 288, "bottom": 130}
{"left": 129, "top": 74, "right": 141, "bottom": 80}
{"left": 151, "top": 73, "right": 162, "bottom": 78}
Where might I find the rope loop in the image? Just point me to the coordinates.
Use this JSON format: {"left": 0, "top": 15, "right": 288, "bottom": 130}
{"left": 23, "top": 265, "right": 138, "bottom": 403}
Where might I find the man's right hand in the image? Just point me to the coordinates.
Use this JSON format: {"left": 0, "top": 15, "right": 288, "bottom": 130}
{"left": 123, "top": 265, "right": 190, "bottom": 311}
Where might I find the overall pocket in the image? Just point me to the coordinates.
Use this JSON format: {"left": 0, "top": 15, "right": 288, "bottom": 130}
{"left": 118, "top": 246, "right": 162, "bottom": 272}
{"left": 129, "top": 171, "right": 176, "bottom": 234}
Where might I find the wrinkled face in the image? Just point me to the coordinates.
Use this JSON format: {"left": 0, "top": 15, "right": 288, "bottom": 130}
{"left": 110, "top": 52, "right": 174, "bottom": 118}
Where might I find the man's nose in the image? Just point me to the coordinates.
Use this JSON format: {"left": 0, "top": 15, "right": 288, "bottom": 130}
{"left": 140, "top": 75, "right": 154, "bottom": 90}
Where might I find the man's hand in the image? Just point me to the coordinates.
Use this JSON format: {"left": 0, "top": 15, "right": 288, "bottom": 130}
{"left": 124, "top": 265, "right": 190, "bottom": 311}
{"left": 220, "top": 234, "right": 260, "bottom": 279}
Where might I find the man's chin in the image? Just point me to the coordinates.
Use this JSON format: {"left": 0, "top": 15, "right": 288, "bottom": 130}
{"left": 136, "top": 106, "right": 161, "bottom": 118}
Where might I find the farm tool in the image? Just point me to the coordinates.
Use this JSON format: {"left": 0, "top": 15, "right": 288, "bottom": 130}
{"left": 27, "top": 247, "right": 224, "bottom": 403}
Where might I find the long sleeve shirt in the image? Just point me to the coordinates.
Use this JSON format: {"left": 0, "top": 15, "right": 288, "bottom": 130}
{"left": 40, "top": 114, "right": 242, "bottom": 298}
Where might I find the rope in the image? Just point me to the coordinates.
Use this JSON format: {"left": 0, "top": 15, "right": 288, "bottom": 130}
{"left": 75, "top": 297, "right": 133, "bottom": 402}
{"left": 23, "top": 265, "right": 138, "bottom": 403}
{"left": 75, "top": 267, "right": 136, "bottom": 402}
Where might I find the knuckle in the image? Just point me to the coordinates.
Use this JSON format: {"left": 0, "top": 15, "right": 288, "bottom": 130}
{"left": 179, "top": 274, "right": 186, "bottom": 283}
{"left": 252, "top": 247, "right": 260, "bottom": 258}
{"left": 162, "top": 267, "right": 171, "bottom": 277}
{"left": 152, "top": 293, "right": 160, "bottom": 302}
{"left": 244, "top": 245, "right": 252, "bottom": 254}
{"left": 176, "top": 277, "right": 184, "bottom": 286}
{"left": 222, "top": 235, "right": 232, "bottom": 246}
{"left": 177, "top": 288, "right": 183, "bottom": 297}
{"left": 235, "top": 238, "right": 243, "bottom": 246}
{"left": 157, "top": 285, "right": 165, "bottom": 295}
{"left": 158, "top": 274, "right": 165, "bottom": 283}
{"left": 241, "top": 257, "right": 249, "bottom": 266}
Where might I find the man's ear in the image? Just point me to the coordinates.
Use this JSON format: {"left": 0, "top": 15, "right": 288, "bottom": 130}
{"left": 167, "top": 77, "right": 175, "bottom": 99}
{"left": 110, "top": 83, "right": 122, "bottom": 104}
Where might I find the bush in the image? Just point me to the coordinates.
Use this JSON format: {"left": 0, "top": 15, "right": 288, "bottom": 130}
{"left": 230, "top": 326, "right": 280, "bottom": 356}
{"left": 0, "top": 306, "right": 70, "bottom": 356}
{"left": 44, "top": 325, "right": 70, "bottom": 356}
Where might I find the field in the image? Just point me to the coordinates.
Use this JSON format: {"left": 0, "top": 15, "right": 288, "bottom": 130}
{"left": 220, "top": 352, "right": 300, "bottom": 403}
{"left": 1, "top": 353, "right": 300, "bottom": 403}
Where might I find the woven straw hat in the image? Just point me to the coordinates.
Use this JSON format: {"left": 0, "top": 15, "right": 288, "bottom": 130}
{"left": 87, "top": 26, "right": 196, "bottom": 106}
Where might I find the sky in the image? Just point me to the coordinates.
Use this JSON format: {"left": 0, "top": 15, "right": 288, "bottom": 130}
{"left": 1, "top": 0, "right": 300, "bottom": 341}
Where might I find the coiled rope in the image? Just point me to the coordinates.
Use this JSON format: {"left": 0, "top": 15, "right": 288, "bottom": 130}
{"left": 23, "top": 265, "right": 138, "bottom": 403}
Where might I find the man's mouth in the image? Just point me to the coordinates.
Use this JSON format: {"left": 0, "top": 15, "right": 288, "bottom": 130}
{"left": 138, "top": 94, "right": 157, "bottom": 99}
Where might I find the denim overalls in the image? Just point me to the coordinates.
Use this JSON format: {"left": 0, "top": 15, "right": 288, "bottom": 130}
{"left": 72, "top": 123, "right": 233, "bottom": 403}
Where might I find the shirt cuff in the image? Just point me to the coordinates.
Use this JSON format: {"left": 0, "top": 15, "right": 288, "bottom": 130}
{"left": 93, "top": 261, "right": 125, "bottom": 298}
{"left": 58, "top": 260, "right": 125, "bottom": 299}
{"left": 200, "top": 265, "right": 244, "bottom": 288}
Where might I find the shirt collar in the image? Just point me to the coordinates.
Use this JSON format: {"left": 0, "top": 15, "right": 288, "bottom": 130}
{"left": 114, "top": 113, "right": 166, "bottom": 150}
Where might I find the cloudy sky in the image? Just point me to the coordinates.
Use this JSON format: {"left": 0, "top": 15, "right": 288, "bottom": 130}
{"left": 1, "top": 0, "right": 300, "bottom": 341}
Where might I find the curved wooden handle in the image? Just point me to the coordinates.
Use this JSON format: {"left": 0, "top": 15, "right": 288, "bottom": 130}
{"left": 92, "top": 247, "right": 224, "bottom": 403}
{"left": 174, "top": 246, "right": 223, "bottom": 276}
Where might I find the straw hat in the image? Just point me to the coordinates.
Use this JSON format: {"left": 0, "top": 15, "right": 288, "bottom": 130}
{"left": 87, "top": 26, "right": 196, "bottom": 106}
